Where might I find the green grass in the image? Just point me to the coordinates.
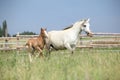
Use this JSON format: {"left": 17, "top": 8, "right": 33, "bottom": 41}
{"left": 0, "top": 48, "right": 120, "bottom": 80}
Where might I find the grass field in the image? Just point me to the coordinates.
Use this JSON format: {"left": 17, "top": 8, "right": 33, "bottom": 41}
{"left": 0, "top": 48, "right": 120, "bottom": 80}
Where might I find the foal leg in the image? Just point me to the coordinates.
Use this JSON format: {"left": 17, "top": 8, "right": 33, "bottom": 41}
{"left": 29, "top": 49, "right": 35, "bottom": 62}
{"left": 28, "top": 52, "right": 32, "bottom": 62}
{"left": 27, "top": 46, "right": 34, "bottom": 62}
{"left": 47, "top": 44, "right": 51, "bottom": 54}
{"left": 45, "top": 44, "right": 52, "bottom": 57}
{"left": 31, "top": 48, "right": 35, "bottom": 56}
{"left": 44, "top": 45, "right": 52, "bottom": 60}
{"left": 36, "top": 47, "right": 43, "bottom": 58}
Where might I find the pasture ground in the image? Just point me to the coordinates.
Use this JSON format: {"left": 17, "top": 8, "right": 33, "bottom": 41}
{"left": 0, "top": 48, "right": 120, "bottom": 80}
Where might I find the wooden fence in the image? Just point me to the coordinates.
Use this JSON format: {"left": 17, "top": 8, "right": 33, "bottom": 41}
{"left": 0, "top": 33, "right": 120, "bottom": 51}
{"left": 77, "top": 33, "right": 120, "bottom": 48}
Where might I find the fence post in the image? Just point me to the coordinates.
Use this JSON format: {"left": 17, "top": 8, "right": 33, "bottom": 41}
{"left": 89, "top": 37, "right": 92, "bottom": 46}
{"left": 80, "top": 36, "right": 83, "bottom": 45}
{"left": 5, "top": 37, "right": 8, "bottom": 48}
{"left": 16, "top": 32, "right": 20, "bottom": 51}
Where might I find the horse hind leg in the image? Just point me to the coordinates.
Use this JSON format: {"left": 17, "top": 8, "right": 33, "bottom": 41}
{"left": 39, "top": 49, "right": 43, "bottom": 58}
{"left": 28, "top": 47, "right": 35, "bottom": 62}
{"left": 28, "top": 52, "right": 32, "bottom": 62}
{"left": 40, "top": 52, "right": 43, "bottom": 58}
{"left": 26, "top": 45, "right": 33, "bottom": 62}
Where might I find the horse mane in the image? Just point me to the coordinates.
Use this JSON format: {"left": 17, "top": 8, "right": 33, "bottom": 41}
{"left": 63, "top": 25, "right": 73, "bottom": 30}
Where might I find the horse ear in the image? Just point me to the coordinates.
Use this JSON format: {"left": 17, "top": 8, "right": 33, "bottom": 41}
{"left": 41, "top": 28, "right": 43, "bottom": 30}
{"left": 45, "top": 28, "right": 47, "bottom": 30}
{"left": 87, "top": 18, "right": 90, "bottom": 22}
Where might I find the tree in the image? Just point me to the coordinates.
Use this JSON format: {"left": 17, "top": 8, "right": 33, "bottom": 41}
{"left": 2, "top": 20, "right": 8, "bottom": 37}
{"left": 20, "top": 31, "right": 37, "bottom": 35}
{"left": 0, "top": 26, "right": 2, "bottom": 37}
{"left": 2, "top": 20, "right": 10, "bottom": 37}
{"left": 12, "top": 31, "right": 37, "bottom": 37}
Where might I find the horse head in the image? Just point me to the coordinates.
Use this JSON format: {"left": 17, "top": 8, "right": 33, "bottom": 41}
{"left": 40, "top": 28, "right": 48, "bottom": 38}
{"left": 81, "top": 19, "right": 93, "bottom": 37}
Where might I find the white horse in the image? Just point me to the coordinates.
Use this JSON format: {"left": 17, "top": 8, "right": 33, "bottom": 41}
{"left": 46, "top": 19, "right": 93, "bottom": 54}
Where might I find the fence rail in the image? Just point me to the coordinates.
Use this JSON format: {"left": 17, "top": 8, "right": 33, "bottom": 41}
{"left": 0, "top": 33, "right": 120, "bottom": 51}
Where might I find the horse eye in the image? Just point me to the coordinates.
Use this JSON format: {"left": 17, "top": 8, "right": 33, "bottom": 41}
{"left": 83, "top": 25, "right": 86, "bottom": 27}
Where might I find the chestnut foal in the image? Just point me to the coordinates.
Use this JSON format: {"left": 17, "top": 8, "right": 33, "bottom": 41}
{"left": 25, "top": 28, "right": 48, "bottom": 62}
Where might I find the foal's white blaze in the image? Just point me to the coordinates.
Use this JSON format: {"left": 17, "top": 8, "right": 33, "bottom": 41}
{"left": 44, "top": 30, "right": 49, "bottom": 38}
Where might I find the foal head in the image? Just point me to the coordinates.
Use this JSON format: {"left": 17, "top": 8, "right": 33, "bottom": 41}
{"left": 40, "top": 28, "right": 48, "bottom": 38}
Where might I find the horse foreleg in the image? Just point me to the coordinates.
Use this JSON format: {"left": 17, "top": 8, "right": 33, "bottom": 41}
{"left": 64, "top": 43, "right": 74, "bottom": 54}
{"left": 30, "top": 46, "right": 36, "bottom": 56}
{"left": 71, "top": 44, "right": 76, "bottom": 54}
{"left": 45, "top": 44, "right": 51, "bottom": 57}
{"left": 36, "top": 47, "right": 43, "bottom": 58}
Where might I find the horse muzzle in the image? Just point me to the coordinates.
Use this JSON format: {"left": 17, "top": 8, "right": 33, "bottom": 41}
{"left": 44, "top": 36, "right": 48, "bottom": 39}
{"left": 86, "top": 32, "right": 93, "bottom": 37}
